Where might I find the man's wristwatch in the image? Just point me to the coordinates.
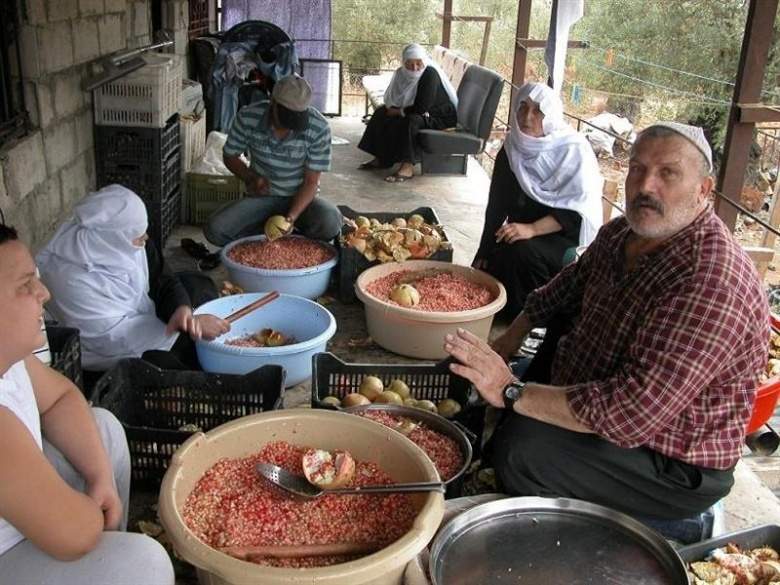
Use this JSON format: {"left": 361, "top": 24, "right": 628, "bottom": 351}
{"left": 503, "top": 379, "right": 526, "bottom": 410}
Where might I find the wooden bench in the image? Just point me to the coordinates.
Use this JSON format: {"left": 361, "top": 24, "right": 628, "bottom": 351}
{"left": 361, "top": 45, "right": 471, "bottom": 115}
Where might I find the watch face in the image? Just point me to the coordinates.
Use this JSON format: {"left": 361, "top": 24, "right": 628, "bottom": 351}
{"left": 505, "top": 386, "right": 521, "bottom": 402}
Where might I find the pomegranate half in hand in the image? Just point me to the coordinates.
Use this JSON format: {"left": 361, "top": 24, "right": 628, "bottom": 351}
{"left": 301, "top": 449, "right": 356, "bottom": 489}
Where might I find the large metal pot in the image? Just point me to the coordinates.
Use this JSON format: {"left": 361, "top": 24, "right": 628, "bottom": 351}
{"left": 345, "top": 404, "right": 473, "bottom": 495}
{"left": 429, "top": 497, "right": 689, "bottom": 585}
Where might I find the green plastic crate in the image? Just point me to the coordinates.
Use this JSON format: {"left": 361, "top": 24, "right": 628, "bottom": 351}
{"left": 185, "top": 172, "right": 245, "bottom": 224}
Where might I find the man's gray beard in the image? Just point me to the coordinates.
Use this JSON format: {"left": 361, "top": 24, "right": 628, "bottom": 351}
{"left": 626, "top": 202, "right": 703, "bottom": 240}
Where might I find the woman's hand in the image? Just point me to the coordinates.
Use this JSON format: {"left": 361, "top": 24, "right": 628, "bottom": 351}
{"left": 194, "top": 314, "right": 231, "bottom": 341}
{"left": 495, "top": 222, "right": 536, "bottom": 244}
{"left": 386, "top": 107, "right": 402, "bottom": 117}
{"left": 491, "top": 329, "right": 525, "bottom": 362}
{"left": 444, "top": 329, "right": 515, "bottom": 408}
{"left": 86, "top": 477, "right": 123, "bottom": 531}
{"left": 166, "top": 305, "right": 195, "bottom": 336}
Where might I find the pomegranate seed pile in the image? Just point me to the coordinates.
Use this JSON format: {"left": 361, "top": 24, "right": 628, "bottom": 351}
{"left": 366, "top": 270, "right": 493, "bottom": 312}
{"left": 182, "top": 441, "right": 417, "bottom": 568}
{"left": 356, "top": 411, "right": 463, "bottom": 481}
{"left": 228, "top": 238, "right": 334, "bottom": 270}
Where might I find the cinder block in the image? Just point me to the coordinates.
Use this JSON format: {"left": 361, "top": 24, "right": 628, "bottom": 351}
{"left": 46, "top": 0, "right": 78, "bottom": 21}
{"left": 103, "top": 0, "right": 126, "bottom": 13}
{"left": 133, "top": 2, "right": 149, "bottom": 37}
{"left": 53, "top": 72, "right": 85, "bottom": 118}
{"left": 5, "top": 198, "right": 33, "bottom": 247}
{"left": 24, "top": 0, "right": 47, "bottom": 25}
{"left": 19, "top": 26, "right": 40, "bottom": 79}
{"left": 98, "top": 13, "right": 125, "bottom": 55}
{"left": 78, "top": 0, "right": 103, "bottom": 16}
{"left": 3, "top": 133, "right": 47, "bottom": 203}
{"left": 23, "top": 82, "right": 39, "bottom": 128}
{"left": 38, "top": 174, "right": 63, "bottom": 229}
{"left": 73, "top": 18, "right": 100, "bottom": 63}
{"left": 42, "top": 120, "right": 77, "bottom": 175}
{"left": 35, "top": 81, "right": 55, "bottom": 129}
{"left": 38, "top": 21, "right": 74, "bottom": 74}
{"left": 0, "top": 165, "right": 8, "bottom": 207}
{"left": 60, "top": 154, "right": 89, "bottom": 212}
{"left": 74, "top": 110, "right": 93, "bottom": 155}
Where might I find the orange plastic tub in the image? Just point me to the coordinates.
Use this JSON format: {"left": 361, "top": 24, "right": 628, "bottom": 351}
{"left": 746, "top": 377, "right": 780, "bottom": 434}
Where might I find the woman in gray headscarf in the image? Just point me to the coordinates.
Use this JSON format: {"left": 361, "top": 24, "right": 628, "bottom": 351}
{"left": 358, "top": 43, "right": 458, "bottom": 182}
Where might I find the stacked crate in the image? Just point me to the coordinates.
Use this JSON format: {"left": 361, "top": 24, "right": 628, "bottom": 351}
{"left": 94, "top": 53, "right": 182, "bottom": 249}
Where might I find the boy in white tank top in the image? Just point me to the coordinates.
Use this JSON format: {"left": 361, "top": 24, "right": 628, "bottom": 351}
{"left": 0, "top": 224, "right": 174, "bottom": 584}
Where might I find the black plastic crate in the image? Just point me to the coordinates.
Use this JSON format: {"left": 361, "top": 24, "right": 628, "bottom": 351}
{"left": 336, "top": 205, "right": 454, "bottom": 303}
{"left": 677, "top": 524, "right": 780, "bottom": 564}
{"left": 147, "top": 186, "right": 181, "bottom": 249}
{"left": 91, "top": 358, "right": 285, "bottom": 489}
{"left": 97, "top": 149, "right": 181, "bottom": 203}
{"left": 310, "top": 352, "right": 484, "bottom": 448}
{"left": 95, "top": 113, "right": 180, "bottom": 168}
{"left": 46, "top": 323, "right": 83, "bottom": 392}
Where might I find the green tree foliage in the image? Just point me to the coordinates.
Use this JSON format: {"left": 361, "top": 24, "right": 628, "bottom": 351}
{"left": 330, "top": 0, "right": 439, "bottom": 72}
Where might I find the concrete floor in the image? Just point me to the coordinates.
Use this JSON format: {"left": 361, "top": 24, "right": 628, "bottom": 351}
{"left": 150, "top": 116, "right": 780, "bottom": 583}
{"left": 165, "top": 116, "right": 496, "bottom": 408}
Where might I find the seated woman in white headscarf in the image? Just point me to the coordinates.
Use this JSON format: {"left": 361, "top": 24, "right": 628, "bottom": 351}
{"left": 36, "top": 185, "right": 230, "bottom": 379}
{"left": 472, "top": 83, "right": 604, "bottom": 318}
{"left": 357, "top": 43, "right": 458, "bottom": 182}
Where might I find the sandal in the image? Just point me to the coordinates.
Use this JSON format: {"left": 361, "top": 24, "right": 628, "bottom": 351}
{"left": 384, "top": 173, "right": 413, "bottom": 183}
{"left": 359, "top": 159, "right": 385, "bottom": 170}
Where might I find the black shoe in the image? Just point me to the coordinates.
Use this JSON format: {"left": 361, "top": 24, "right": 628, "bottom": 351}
{"left": 181, "top": 238, "right": 211, "bottom": 261}
{"left": 198, "top": 253, "right": 221, "bottom": 271}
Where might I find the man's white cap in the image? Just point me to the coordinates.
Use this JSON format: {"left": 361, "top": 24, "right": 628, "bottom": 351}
{"left": 643, "top": 121, "right": 713, "bottom": 173}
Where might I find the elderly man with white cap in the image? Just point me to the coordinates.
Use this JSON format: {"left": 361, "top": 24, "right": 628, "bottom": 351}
{"left": 205, "top": 74, "right": 342, "bottom": 246}
{"left": 445, "top": 122, "right": 769, "bottom": 523}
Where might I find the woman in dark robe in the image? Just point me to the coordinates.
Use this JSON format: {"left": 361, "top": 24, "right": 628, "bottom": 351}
{"left": 358, "top": 43, "right": 458, "bottom": 182}
{"left": 473, "top": 83, "right": 604, "bottom": 318}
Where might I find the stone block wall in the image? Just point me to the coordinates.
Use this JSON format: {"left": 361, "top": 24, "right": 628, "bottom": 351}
{"left": 0, "top": 0, "right": 156, "bottom": 251}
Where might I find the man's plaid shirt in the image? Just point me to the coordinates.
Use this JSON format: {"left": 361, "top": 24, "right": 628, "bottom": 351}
{"left": 524, "top": 207, "right": 769, "bottom": 469}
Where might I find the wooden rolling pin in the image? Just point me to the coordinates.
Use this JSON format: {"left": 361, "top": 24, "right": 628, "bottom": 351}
{"left": 225, "top": 291, "right": 280, "bottom": 324}
{"left": 220, "top": 542, "right": 381, "bottom": 560}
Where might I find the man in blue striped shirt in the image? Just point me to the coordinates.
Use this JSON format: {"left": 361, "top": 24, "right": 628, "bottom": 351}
{"left": 204, "top": 75, "right": 342, "bottom": 246}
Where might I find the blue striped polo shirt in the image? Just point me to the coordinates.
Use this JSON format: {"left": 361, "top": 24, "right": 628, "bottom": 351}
{"left": 223, "top": 100, "right": 332, "bottom": 197}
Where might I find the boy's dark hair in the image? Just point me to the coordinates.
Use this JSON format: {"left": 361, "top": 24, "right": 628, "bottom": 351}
{"left": 0, "top": 224, "right": 19, "bottom": 245}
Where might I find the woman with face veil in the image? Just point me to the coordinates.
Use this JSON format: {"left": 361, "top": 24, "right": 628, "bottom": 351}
{"left": 358, "top": 43, "right": 458, "bottom": 182}
{"left": 473, "top": 83, "right": 604, "bottom": 318}
{"left": 36, "top": 185, "right": 229, "bottom": 380}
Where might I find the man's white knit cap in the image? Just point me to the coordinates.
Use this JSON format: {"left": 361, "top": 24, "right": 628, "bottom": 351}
{"left": 643, "top": 121, "right": 713, "bottom": 173}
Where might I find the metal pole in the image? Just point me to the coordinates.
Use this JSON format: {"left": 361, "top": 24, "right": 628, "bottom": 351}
{"left": 480, "top": 19, "right": 492, "bottom": 66}
{"left": 511, "top": 0, "right": 532, "bottom": 105}
{"left": 716, "top": 0, "right": 779, "bottom": 230}
{"left": 442, "top": 0, "right": 453, "bottom": 48}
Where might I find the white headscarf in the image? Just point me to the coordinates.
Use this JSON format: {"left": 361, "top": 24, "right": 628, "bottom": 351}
{"left": 504, "top": 83, "right": 604, "bottom": 246}
{"left": 383, "top": 43, "right": 459, "bottom": 111}
{"left": 36, "top": 185, "right": 176, "bottom": 370}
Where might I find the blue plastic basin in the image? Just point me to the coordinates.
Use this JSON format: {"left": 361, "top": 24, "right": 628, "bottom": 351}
{"left": 221, "top": 235, "right": 338, "bottom": 299}
{"left": 194, "top": 293, "right": 337, "bottom": 386}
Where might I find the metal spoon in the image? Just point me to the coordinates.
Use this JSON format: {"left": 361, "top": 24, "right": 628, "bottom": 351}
{"left": 256, "top": 463, "right": 445, "bottom": 499}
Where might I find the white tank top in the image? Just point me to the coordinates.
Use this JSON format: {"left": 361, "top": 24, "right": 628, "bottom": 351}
{"left": 0, "top": 360, "right": 42, "bottom": 556}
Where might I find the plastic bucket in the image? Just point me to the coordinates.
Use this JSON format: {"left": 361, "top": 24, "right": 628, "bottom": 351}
{"left": 355, "top": 260, "right": 506, "bottom": 359}
{"left": 746, "top": 376, "right": 780, "bottom": 434}
{"left": 158, "top": 409, "right": 445, "bottom": 585}
{"left": 221, "top": 235, "right": 338, "bottom": 299}
{"left": 194, "top": 293, "right": 336, "bottom": 386}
